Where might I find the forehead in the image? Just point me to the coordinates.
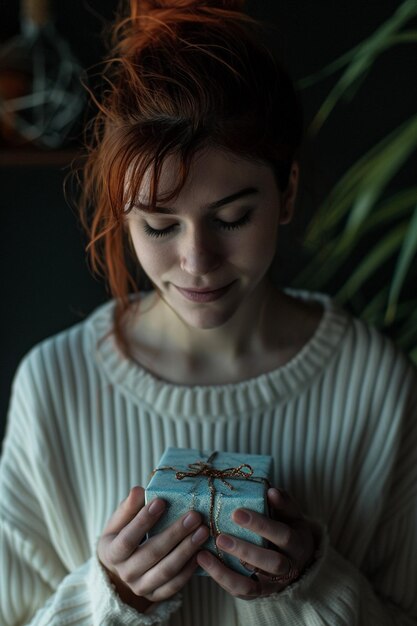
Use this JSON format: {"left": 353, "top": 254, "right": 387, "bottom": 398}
{"left": 134, "top": 147, "right": 277, "bottom": 207}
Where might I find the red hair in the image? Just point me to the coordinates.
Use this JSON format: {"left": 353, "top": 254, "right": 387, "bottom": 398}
{"left": 78, "top": 0, "right": 303, "bottom": 355}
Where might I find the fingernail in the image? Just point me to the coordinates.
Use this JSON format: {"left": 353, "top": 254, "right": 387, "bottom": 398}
{"left": 234, "top": 509, "right": 251, "bottom": 525}
{"left": 183, "top": 511, "right": 200, "bottom": 529}
{"left": 217, "top": 534, "right": 235, "bottom": 550}
{"left": 192, "top": 526, "right": 209, "bottom": 544}
{"left": 148, "top": 499, "right": 165, "bottom": 515}
{"left": 274, "top": 488, "right": 289, "bottom": 501}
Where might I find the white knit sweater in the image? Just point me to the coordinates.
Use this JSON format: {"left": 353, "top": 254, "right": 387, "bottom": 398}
{"left": 1, "top": 291, "right": 417, "bottom": 625}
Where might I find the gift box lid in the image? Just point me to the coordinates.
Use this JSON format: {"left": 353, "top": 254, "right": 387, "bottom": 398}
{"left": 145, "top": 448, "right": 274, "bottom": 576}
{"left": 147, "top": 447, "right": 273, "bottom": 497}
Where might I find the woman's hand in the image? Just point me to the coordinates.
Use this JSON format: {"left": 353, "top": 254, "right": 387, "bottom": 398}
{"left": 196, "top": 487, "right": 316, "bottom": 600}
{"left": 97, "top": 486, "right": 210, "bottom": 612}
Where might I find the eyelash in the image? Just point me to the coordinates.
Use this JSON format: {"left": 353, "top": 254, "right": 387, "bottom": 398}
{"left": 142, "top": 211, "right": 252, "bottom": 239}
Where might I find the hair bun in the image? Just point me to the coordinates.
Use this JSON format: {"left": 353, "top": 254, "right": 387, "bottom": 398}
{"left": 133, "top": 0, "right": 246, "bottom": 15}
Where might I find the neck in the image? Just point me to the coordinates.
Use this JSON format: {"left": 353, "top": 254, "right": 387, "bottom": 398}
{"left": 127, "top": 285, "right": 323, "bottom": 385}
{"left": 155, "top": 280, "right": 278, "bottom": 361}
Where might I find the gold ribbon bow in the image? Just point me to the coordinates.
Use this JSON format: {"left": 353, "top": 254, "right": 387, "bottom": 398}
{"left": 152, "top": 451, "right": 269, "bottom": 560}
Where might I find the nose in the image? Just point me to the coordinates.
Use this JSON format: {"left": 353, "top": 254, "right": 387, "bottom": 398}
{"left": 179, "top": 226, "right": 221, "bottom": 277}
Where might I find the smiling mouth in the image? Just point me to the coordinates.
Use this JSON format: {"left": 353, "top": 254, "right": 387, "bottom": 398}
{"left": 175, "top": 282, "right": 234, "bottom": 303}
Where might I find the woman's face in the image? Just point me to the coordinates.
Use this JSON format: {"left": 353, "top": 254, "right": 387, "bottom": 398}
{"left": 126, "top": 147, "right": 298, "bottom": 330}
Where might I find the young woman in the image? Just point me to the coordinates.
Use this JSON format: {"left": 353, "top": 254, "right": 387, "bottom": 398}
{"left": 1, "top": 1, "right": 416, "bottom": 625}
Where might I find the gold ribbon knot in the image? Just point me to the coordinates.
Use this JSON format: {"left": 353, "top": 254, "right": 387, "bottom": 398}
{"left": 152, "top": 451, "right": 267, "bottom": 561}
{"left": 175, "top": 453, "right": 254, "bottom": 490}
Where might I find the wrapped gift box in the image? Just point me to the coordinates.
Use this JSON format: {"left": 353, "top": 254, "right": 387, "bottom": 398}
{"left": 145, "top": 447, "right": 273, "bottom": 575}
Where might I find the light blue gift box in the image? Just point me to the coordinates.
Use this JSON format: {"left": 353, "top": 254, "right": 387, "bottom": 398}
{"left": 145, "top": 447, "right": 273, "bottom": 575}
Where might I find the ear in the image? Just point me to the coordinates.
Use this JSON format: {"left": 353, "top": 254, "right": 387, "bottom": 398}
{"left": 279, "top": 162, "right": 299, "bottom": 225}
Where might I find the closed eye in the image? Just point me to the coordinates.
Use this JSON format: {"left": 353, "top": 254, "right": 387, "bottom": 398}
{"left": 142, "top": 222, "right": 177, "bottom": 238}
{"left": 215, "top": 211, "right": 252, "bottom": 231}
{"left": 142, "top": 210, "right": 253, "bottom": 238}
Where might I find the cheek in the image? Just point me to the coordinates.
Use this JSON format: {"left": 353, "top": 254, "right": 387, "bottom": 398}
{"left": 240, "top": 225, "right": 279, "bottom": 271}
{"left": 130, "top": 236, "right": 171, "bottom": 278}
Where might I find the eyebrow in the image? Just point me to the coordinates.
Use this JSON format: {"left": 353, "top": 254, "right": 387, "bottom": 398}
{"left": 136, "top": 186, "right": 259, "bottom": 214}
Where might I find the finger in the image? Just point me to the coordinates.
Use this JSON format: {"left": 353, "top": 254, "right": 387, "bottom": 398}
{"left": 109, "top": 496, "right": 167, "bottom": 563}
{"left": 145, "top": 555, "right": 200, "bottom": 603}
{"left": 256, "top": 555, "right": 300, "bottom": 585}
{"left": 131, "top": 525, "right": 210, "bottom": 598}
{"left": 196, "top": 550, "right": 259, "bottom": 599}
{"left": 232, "top": 508, "right": 298, "bottom": 552}
{"left": 216, "top": 534, "right": 293, "bottom": 579}
{"left": 117, "top": 510, "right": 204, "bottom": 577}
{"left": 103, "top": 486, "right": 146, "bottom": 535}
{"left": 267, "top": 488, "right": 303, "bottom": 521}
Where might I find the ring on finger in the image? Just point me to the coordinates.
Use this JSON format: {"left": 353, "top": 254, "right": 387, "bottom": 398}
{"left": 269, "top": 559, "right": 300, "bottom": 583}
{"left": 239, "top": 559, "right": 258, "bottom": 573}
{"left": 240, "top": 560, "right": 260, "bottom": 581}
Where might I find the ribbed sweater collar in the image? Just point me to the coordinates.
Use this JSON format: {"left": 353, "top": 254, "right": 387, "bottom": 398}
{"left": 88, "top": 290, "right": 349, "bottom": 417}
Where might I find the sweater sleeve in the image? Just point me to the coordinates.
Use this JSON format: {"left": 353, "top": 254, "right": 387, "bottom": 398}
{"left": 0, "top": 348, "right": 181, "bottom": 626}
{"left": 235, "top": 522, "right": 417, "bottom": 626}
{"left": 234, "top": 359, "right": 417, "bottom": 626}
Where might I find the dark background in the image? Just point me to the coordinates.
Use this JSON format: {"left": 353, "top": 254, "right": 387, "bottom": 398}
{"left": 1, "top": 0, "right": 416, "bottom": 441}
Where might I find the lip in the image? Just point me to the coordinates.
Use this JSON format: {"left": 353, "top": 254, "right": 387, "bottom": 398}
{"left": 175, "top": 282, "right": 234, "bottom": 303}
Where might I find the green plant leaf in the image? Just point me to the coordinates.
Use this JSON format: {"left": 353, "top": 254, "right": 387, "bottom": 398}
{"left": 305, "top": 115, "right": 417, "bottom": 247}
{"left": 365, "top": 188, "right": 417, "bottom": 230}
{"left": 334, "top": 187, "right": 417, "bottom": 257}
{"left": 336, "top": 221, "right": 408, "bottom": 302}
{"left": 298, "top": 45, "right": 362, "bottom": 90}
{"left": 293, "top": 188, "right": 417, "bottom": 291}
{"left": 360, "top": 287, "right": 388, "bottom": 323}
{"left": 299, "top": 1, "right": 417, "bottom": 91}
{"left": 346, "top": 115, "right": 417, "bottom": 234}
{"left": 293, "top": 0, "right": 417, "bottom": 364}
{"left": 305, "top": 0, "right": 417, "bottom": 133}
{"left": 359, "top": 288, "right": 417, "bottom": 336}
{"left": 385, "top": 203, "right": 417, "bottom": 322}
{"left": 387, "top": 30, "right": 417, "bottom": 44}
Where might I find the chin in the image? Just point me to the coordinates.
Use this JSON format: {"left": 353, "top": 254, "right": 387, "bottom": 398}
{"left": 178, "top": 307, "right": 237, "bottom": 330}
